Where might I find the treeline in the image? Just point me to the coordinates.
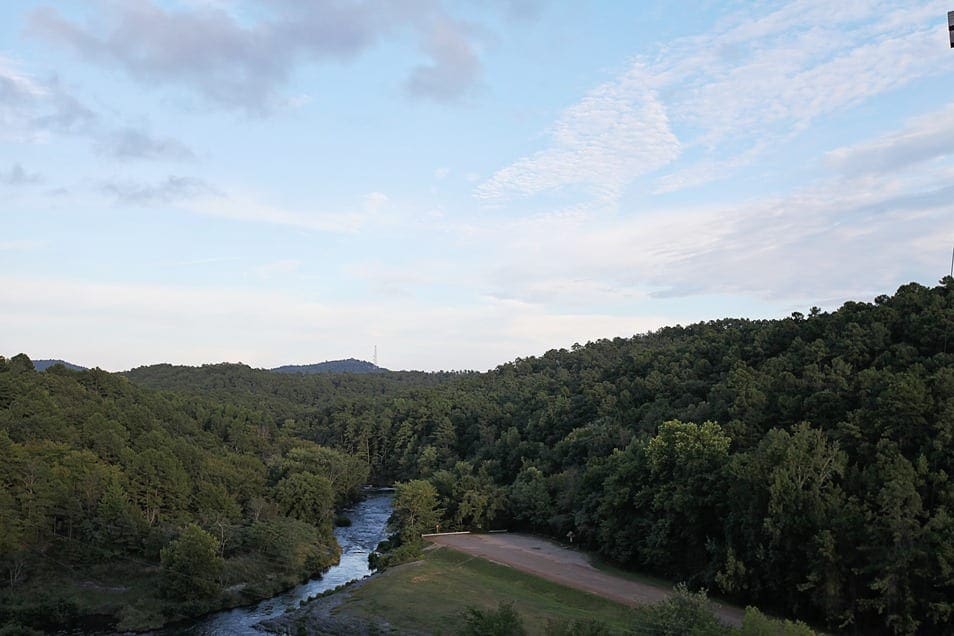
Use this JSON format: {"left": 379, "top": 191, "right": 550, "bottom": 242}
{"left": 0, "top": 357, "right": 376, "bottom": 632}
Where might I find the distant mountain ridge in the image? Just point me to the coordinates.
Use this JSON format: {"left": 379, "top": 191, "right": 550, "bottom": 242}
{"left": 33, "top": 358, "right": 87, "bottom": 372}
{"left": 270, "top": 358, "right": 386, "bottom": 374}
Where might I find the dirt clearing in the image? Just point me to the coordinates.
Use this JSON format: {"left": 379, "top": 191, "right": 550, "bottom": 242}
{"left": 426, "top": 532, "right": 744, "bottom": 627}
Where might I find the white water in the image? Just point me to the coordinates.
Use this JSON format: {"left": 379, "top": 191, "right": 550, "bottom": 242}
{"left": 161, "top": 490, "right": 393, "bottom": 635}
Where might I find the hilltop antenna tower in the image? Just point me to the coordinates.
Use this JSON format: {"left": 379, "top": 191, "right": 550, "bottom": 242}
{"left": 373, "top": 345, "right": 378, "bottom": 368}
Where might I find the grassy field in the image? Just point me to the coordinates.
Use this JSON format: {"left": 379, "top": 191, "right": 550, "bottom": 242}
{"left": 332, "top": 546, "right": 637, "bottom": 634}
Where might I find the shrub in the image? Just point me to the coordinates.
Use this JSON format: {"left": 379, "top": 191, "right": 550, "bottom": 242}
{"left": 458, "top": 602, "right": 526, "bottom": 636}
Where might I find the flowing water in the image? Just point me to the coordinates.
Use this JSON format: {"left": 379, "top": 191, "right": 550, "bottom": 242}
{"left": 161, "top": 490, "right": 393, "bottom": 635}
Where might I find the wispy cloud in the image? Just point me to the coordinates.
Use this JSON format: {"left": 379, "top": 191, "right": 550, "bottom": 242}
{"left": 96, "top": 177, "right": 383, "bottom": 232}
{"left": 163, "top": 257, "right": 241, "bottom": 268}
{"left": 472, "top": 117, "right": 954, "bottom": 308}
{"left": 102, "top": 175, "right": 213, "bottom": 205}
{"left": 476, "top": 65, "right": 680, "bottom": 203}
{"left": 254, "top": 259, "right": 301, "bottom": 279}
{"left": 363, "top": 191, "right": 389, "bottom": 213}
{"left": 95, "top": 126, "right": 195, "bottom": 161}
{"left": 0, "top": 163, "right": 41, "bottom": 185}
{"left": 343, "top": 259, "right": 472, "bottom": 298}
{"left": 826, "top": 101, "right": 954, "bottom": 177}
{"left": 1, "top": 54, "right": 194, "bottom": 162}
{"left": 651, "top": 0, "right": 949, "bottom": 191}
{"left": 0, "top": 54, "right": 95, "bottom": 142}
{"left": 478, "top": 0, "right": 952, "bottom": 204}
{"left": 185, "top": 191, "right": 371, "bottom": 233}
{"left": 28, "top": 1, "right": 497, "bottom": 111}
{"left": 405, "top": 15, "right": 482, "bottom": 102}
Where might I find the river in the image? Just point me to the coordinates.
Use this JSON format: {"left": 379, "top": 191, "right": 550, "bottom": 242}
{"left": 160, "top": 490, "right": 393, "bottom": 635}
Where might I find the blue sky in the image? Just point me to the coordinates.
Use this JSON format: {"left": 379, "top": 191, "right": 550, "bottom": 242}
{"left": 2, "top": 0, "right": 953, "bottom": 371}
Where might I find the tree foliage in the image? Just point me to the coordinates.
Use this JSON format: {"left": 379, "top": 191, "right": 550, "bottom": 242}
{"left": 391, "top": 479, "right": 441, "bottom": 542}
{"left": 2, "top": 278, "right": 952, "bottom": 633}
{"left": 0, "top": 357, "right": 370, "bottom": 630}
{"left": 159, "top": 523, "right": 223, "bottom": 600}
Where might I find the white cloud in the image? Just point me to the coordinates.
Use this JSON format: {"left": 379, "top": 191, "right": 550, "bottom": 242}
{"left": 96, "top": 126, "right": 195, "bottom": 161}
{"left": 254, "top": 259, "right": 301, "bottom": 279}
{"left": 478, "top": 0, "right": 953, "bottom": 204}
{"left": 476, "top": 65, "right": 680, "bottom": 202}
{"left": 363, "top": 191, "right": 389, "bottom": 213}
{"left": 469, "top": 142, "right": 954, "bottom": 308}
{"left": 0, "top": 163, "right": 42, "bottom": 186}
{"left": 102, "top": 175, "right": 212, "bottom": 205}
{"left": 503, "top": 305, "right": 661, "bottom": 346}
{"left": 826, "top": 101, "right": 954, "bottom": 176}
{"left": 651, "top": 0, "right": 949, "bottom": 190}
{"left": 0, "top": 54, "right": 47, "bottom": 103}
{"left": 185, "top": 191, "right": 369, "bottom": 233}
{"left": 487, "top": 276, "right": 648, "bottom": 308}
{"left": 0, "top": 54, "right": 95, "bottom": 142}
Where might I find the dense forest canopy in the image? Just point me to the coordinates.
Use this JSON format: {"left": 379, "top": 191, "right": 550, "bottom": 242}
{"left": 2, "top": 278, "right": 952, "bottom": 634}
{"left": 0, "top": 357, "right": 397, "bottom": 631}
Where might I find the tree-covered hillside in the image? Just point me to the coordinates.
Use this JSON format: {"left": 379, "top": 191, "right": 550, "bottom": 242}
{"left": 32, "top": 359, "right": 87, "bottom": 372}
{"left": 122, "top": 363, "right": 464, "bottom": 485}
{"left": 0, "top": 357, "right": 374, "bottom": 632}
{"left": 293, "top": 279, "right": 952, "bottom": 634}
{"left": 271, "top": 358, "right": 386, "bottom": 374}
{"left": 2, "top": 279, "right": 951, "bottom": 634}
{"left": 123, "top": 279, "right": 952, "bottom": 634}
{"left": 367, "top": 279, "right": 951, "bottom": 635}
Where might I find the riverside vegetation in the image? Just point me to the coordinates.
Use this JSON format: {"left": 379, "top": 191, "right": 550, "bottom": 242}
{"left": 0, "top": 278, "right": 952, "bottom": 634}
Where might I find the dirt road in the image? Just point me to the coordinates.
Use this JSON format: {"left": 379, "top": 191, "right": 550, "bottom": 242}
{"left": 426, "top": 532, "right": 744, "bottom": 628}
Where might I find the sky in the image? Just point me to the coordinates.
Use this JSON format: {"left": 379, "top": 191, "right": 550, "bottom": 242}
{"left": 2, "top": 1, "right": 954, "bottom": 372}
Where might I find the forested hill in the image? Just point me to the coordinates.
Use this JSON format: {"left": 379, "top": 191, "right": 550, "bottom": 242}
{"left": 0, "top": 357, "right": 374, "bottom": 632}
{"left": 271, "top": 358, "right": 386, "bottom": 374}
{"left": 2, "top": 279, "right": 952, "bottom": 634}
{"left": 124, "top": 362, "right": 459, "bottom": 398}
{"left": 217, "top": 277, "right": 947, "bottom": 635}
{"left": 375, "top": 278, "right": 950, "bottom": 635}
{"left": 33, "top": 358, "right": 87, "bottom": 372}
{"left": 119, "top": 278, "right": 953, "bottom": 633}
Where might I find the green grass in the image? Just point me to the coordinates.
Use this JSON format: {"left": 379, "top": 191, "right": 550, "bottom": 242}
{"left": 333, "top": 546, "right": 637, "bottom": 634}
